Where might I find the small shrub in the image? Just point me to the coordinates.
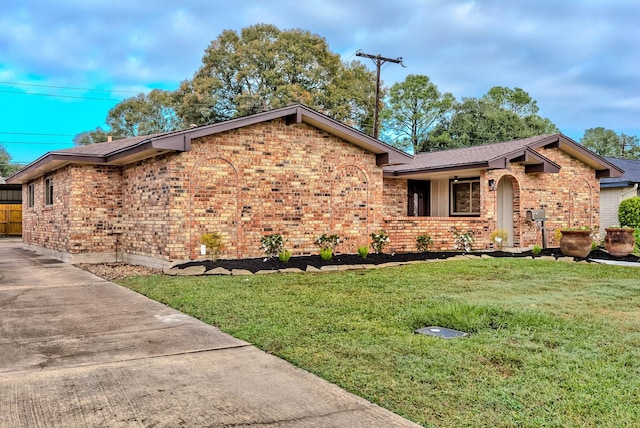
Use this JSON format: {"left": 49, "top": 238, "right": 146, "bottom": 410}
{"left": 450, "top": 227, "right": 473, "bottom": 252}
{"left": 315, "top": 234, "right": 340, "bottom": 252}
{"left": 278, "top": 249, "right": 291, "bottom": 263}
{"left": 260, "top": 233, "right": 284, "bottom": 258}
{"left": 370, "top": 230, "right": 390, "bottom": 254}
{"left": 531, "top": 244, "right": 542, "bottom": 255}
{"left": 619, "top": 197, "right": 640, "bottom": 228}
{"left": 416, "top": 235, "right": 434, "bottom": 252}
{"left": 320, "top": 247, "right": 333, "bottom": 261}
{"left": 200, "top": 232, "right": 224, "bottom": 259}
{"left": 553, "top": 228, "right": 563, "bottom": 243}
{"left": 489, "top": 229, "right": 508, "bottom": 250}
{"left": 357, "top": 245, "right": 369, "bottom": 259}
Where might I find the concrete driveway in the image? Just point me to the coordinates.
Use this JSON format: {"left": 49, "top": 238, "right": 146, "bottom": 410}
{"left": 0, "top": 239, "right": 419, "bottom": 427}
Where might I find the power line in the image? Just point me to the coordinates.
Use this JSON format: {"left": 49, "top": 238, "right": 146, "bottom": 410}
{"left": 0, "top": 81, "right": 143, "bottom": 94}
{"left": 0, "top": 141, "right": 72, "bottom": 145}
{"left": 0, "top": 132, "right": 76, "bottom": 136}
{"left": 0, "top": 89, "right": 122, "bottom": 102}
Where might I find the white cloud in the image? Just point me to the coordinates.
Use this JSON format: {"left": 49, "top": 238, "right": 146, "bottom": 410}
{"left": 0, "top": 0, "right": 639, "bottom": 150}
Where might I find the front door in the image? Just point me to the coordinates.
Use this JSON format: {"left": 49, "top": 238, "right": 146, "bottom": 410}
{"left": 408, "top": 180, "right": 430, "bottom": 216}
{"left": 496, "top": 177, "right": 514, "bottom": 247}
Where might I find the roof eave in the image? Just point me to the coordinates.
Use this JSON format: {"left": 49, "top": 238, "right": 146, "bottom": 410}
{"left": 385, "top": 161, "right": 489, "bottom": 177}
{"left": 9, "top": 104, "right": 411, "bottom": 182}
{"left": 6, "top": 153, "right": 109, "bottom": 184}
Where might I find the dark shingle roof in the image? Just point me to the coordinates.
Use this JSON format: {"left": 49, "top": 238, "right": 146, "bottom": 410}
{"left": 385, "top": 135, "right": 549, "bottom": 172}
{"left": 51, "top": 133, "right": 169, "bottom": 157}
{"left": 7, "top": 104, "right": 412, "bottom": 184}
{"left": 384, "top": 134, "right": 623, "bottom": 179}
{"left": 601, "top": 157, "right": 640, "bottom": 187}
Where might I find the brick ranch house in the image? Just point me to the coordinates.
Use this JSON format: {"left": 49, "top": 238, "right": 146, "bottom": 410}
{"left": 8, "top": 104, "right": 622, "bottom": 268}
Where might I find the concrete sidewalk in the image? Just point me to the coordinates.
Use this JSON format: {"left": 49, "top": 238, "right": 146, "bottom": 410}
{"left": 0, "top": 239, "right": 419, "bottom": 427}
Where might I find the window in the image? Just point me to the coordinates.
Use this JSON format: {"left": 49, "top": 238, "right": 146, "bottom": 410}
{"left": 450, "top": 178, "right": 480, "bottom": 216}
{"left": 27, "top": 184, "right": 35, "bottom": 208}
{"left": 45, "top": 177, "right": 54, "bottom": 206}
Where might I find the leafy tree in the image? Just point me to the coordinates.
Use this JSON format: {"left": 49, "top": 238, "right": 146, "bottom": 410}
{"left": 429, "top": 87, "right": 558, "bottom": 149}
{"left": 73, "top": 126, "right": 111, "bottom": 146}
{"left": 380, "top": 75, "right": 455, "bottom": 153}
{"left": 483, "top": 86, "right": 539, "bottom": 116}
{"left": 580, "top": 127, "right": 640, "bottom": 159}
{"left": 106, "top": 89, "right": 183, "bottom": 137}
{"left": 175, "top": 24, "right": 376, "bottom": 129}
{"left": 0, "top": 144, "right": 21, "bottom": 176}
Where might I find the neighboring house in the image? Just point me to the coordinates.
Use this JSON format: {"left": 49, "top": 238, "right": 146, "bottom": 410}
{"left": 0, "top": 176, "right": 22, "bottom": 236}
{"left": 599, "top": 157, "right": 640, "bottom": 234}
{"left": 7, "top": 105, "right": 622, "bottom": 267}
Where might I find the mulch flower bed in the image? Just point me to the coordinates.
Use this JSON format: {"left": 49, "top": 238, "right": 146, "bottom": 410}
{"left": 173, "top": 248, "right": 640, "bottom": 274}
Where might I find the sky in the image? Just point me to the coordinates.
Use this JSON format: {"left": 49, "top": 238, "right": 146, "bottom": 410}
{"left": 1, "top": 0, "right": 639, "bottom": 166}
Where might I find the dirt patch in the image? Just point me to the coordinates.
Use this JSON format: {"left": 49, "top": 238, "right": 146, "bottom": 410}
{"left": 76, "top": 263, "right": 163, "bottom": 280}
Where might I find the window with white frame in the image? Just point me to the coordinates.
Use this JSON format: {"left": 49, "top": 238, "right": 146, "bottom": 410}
{"left": 450, "top": 178, "right": 480, "bottom": 216}
{"left": 45, "top": 176, "right": 54, "bottom": 206}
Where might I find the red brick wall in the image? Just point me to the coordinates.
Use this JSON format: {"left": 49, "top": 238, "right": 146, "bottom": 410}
{"left": 22, "top": 169, "right": 71, "bottom": 252}
{"left": 383, "top": 216, "right": 490, "bottom": 252}
{"left": 22, "top": 165, "right": 124, "bottom": 254}
{"left": 172, "top": 119, "right": 384, "bottom": 260}
{"left": 120, "top": 156, "right": 173, "bottom": 259}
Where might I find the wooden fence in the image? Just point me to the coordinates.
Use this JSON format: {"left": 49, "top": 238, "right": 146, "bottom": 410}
{"left": 0, "top": 204, "right": 22, "bottom": 236}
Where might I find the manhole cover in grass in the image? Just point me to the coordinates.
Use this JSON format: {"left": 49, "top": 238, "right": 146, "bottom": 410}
{"left": 415, "top": 326, "right": 469, "bottom": 339}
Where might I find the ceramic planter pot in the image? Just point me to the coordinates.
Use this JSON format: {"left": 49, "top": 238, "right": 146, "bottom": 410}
{"left": 560, "top": 230, "right": 592, "bottom": 258}
{"left": 604, "top": 227, "right": 636, "bottom": 257}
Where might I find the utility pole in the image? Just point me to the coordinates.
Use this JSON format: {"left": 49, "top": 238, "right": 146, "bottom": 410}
{"left": 356, "top": 50, "right": 404, "bottom": 139}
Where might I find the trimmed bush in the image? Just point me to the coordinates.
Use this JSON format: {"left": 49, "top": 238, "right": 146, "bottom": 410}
{"left": 619, "top": 197, "right": 640, "bottom": 228}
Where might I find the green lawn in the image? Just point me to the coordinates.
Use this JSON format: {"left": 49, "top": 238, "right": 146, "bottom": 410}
{"left": 119, "top": 258, "right": 640, "bottom": 427}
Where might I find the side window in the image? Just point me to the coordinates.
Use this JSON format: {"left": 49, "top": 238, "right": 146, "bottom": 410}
{"left": 27, "top": 183, "right": 35, "bottom": 208}
{"left": 45, "top": 177, "right": 54, "bottom": 206}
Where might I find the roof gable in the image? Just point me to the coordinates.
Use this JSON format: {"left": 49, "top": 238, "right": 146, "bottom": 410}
{"left": 7, "top": 105, "right": 412, "bottom": 184}
{"left": 385, "top": 133, "right": 623, "bottom": 179}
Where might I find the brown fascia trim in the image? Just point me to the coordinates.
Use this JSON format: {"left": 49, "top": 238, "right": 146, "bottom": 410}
{"left": 490, "top": 147, "right": 560, "bottom": 173}
{"left": 530, "top": 133, "right": 624, "bottom": 178}
{"left": 10, "top": 104, "right": 412, "bottom": 183}
{"left": 7, "top": 152, "right": 109, "bottom": 184}
{"left": 183, "top": 104, "right": 412, "bottom": 165}
{"left": 104, "top": 135, "right": 190, "bottom": 162}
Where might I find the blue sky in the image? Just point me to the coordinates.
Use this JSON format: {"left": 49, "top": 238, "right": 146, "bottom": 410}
{"left": 1, "top": 0, "right": 639, "bottom": 166}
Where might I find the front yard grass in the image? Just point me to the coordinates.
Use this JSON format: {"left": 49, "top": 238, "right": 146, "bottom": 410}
{"left": 119, "top": 258, "right": 640, "bottom": 427}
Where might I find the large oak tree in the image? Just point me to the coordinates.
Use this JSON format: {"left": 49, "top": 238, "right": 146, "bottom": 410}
{"left": 175, "top": 24, "right": 377, "bottom": 129}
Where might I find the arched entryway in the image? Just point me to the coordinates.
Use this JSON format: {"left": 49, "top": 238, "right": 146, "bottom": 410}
{"left": 496, "top": 176, "right": 520, "bottom": 248}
